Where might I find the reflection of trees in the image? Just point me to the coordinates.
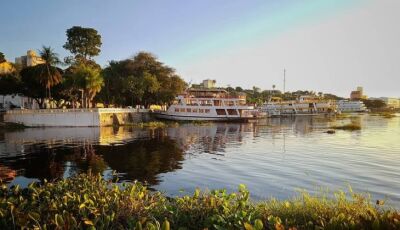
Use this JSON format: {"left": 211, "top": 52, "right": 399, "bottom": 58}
{"left": 0, "top": 145, "right": 66, "bottom": 181}
{"left": 0, "top": 142, "right": 107, "bottom": 182}
{"left": 64, "top": 142, "right": 108, "bottom": 175}
{"left": 98, "top": 135, "right": 184, "bottom": 185}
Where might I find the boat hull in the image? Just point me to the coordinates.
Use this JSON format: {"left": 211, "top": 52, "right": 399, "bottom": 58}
{"left": 155, "top": 112, "right": 251, "bottom": 121}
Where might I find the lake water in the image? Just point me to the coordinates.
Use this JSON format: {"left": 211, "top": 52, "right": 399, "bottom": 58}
{"left": 1, "top": 114, "right": 399, "bottom": 206}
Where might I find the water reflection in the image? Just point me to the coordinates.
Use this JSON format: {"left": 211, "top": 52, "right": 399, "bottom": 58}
{"left": 0, "top": 115, "right": 399, "bottom": 205}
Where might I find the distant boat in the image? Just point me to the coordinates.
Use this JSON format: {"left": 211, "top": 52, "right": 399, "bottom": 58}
{"left": 337, "top": 100, "right": 369, "bottom": 113}
{"left": 155, "top": 88, "right": 264, "bottom": 121}
{"left": 259, "top": 95, "right": 338, "bottom": 117}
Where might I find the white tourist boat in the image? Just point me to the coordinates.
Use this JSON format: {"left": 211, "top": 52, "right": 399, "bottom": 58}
{"left": 259, "top": 95, "right": 338, "bottom": 117}
{"left": 337, "top": 100, "right": 369, "bottom": 113}
{"left": 156, "top": 88, "right": 264, "bottom": 121}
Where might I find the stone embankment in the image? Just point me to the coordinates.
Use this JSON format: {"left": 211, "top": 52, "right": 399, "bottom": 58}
{"left": 4, "top": 108, "right": 151, "bottom": 127}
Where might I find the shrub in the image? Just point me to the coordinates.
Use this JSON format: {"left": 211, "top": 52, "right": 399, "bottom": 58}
{"left": 0, "top": 174, "right": 399, "bottom": 229}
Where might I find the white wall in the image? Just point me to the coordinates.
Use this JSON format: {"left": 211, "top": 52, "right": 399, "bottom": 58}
{"left": 4, "top": 108, "right": 150, "bottom": 127}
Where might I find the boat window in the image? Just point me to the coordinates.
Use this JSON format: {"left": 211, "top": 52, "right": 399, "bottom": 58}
{"left": 205, "top": 109, "right": 211, "bottom": 113}
{"left": 192, "top": 108, "right": 198, "bottom": 113}
{"left": 199, "top": 109, "right": 204, "bottom": 113}
{"left": 175, "top": 108, "right": 179, "bottom": 112}
{"left": 214, "top": 100, "right": 222, "bottom": 106}
{"left": 216, "top": 109, "right": 226, "bottom": 115}
{"left": 227, "top": 109, "right": 238, "bottom": 115}
{"left": 186, "top": 108, "right": 191, "bottom": 113}
{"left": 225, "top": 101, "right": 235, "bottom": 106}
{"left": 180, "top": 108, "right": 185, "bottom": 112}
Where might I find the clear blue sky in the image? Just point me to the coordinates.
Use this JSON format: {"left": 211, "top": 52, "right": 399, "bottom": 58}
{"left": 1, "top": 0, "right": 399, "bottom": 97}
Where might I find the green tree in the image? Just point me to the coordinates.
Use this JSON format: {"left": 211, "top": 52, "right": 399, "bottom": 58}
{"left": 63, "top": 26, "right": 102, "bottom": 62}
{"left": 20, "top": 66, "right": 47, "bottom": 108}
{"left": 0, "top": 73, "right": 21, "bottom": 96}
{"left": 362, "top": 99, "right": 386, "bottom": 110}
{"left": 100, "top": 52, "right": 186, "bottom": 107}
{"left": 69, "top": 64, "right": 103, "bottom": 108}
{"left": 0, "top": 52, "right": 6, "bottom": 63}
{"left": 36, "top": 46, "right": 62, "bottom": 101}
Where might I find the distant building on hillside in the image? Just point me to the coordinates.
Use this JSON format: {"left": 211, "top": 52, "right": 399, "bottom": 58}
{"left": 202, "top": 79, "right": 216, "bottom": 89}
{"left": 350, "top": 86, "right": 367, "bottom": 100}
{"left": 15, "top": 50, "right": 45, "bottom": 68}
{"left": 263, "top": 89, "right": 282, "bottom": 95}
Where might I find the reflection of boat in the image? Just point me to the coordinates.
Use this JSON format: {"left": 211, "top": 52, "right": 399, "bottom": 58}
{"left": 155, "top": 88, "right": 264, "bottom": 121}
{"left": 337, "top": 100, "right": 369, "bottom": 113}
{"left": 259, "top": 96, "right": 338, "bottom": 117}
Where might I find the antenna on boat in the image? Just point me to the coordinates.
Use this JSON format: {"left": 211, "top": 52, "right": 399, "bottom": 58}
{"left": 283, "top": 69, "right": 286, "bottom": 95}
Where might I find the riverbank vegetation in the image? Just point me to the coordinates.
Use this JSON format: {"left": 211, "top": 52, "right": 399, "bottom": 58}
{"left": 0, "top": 122, "right": 26, "bottom": 131}
{"left": 0, "top": 26, "right": 186, "bottom": 110}
{"left": 330, "top": 123, "right": 362, "bottom": 131}
{"left": 0, "top": 174, "right": 399, "bottom": 229}
{"left": 370, "top": 111, "right": 397, "bottom": 119}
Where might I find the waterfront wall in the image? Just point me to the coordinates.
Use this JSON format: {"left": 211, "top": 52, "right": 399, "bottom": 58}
{"left": 4, "top": 108, "right": 151, "bottom": 127}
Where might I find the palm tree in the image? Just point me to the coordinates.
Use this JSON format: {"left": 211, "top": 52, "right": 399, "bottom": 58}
{"left": 72, "top": 64, "right": 103, "bottom": 108}
{"left": 84, "top": 66, "right": 103, "bottom": 108}
{"left": 37, "top": 46, "right": 62, "bottom": 102}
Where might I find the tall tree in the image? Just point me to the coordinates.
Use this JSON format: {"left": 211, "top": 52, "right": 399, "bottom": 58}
{"left": 63, "top": 26, "right": 102, "bottom": 62}
{"left": 0, "top": 52, "right": 6, "bottom": 63}
{"left": 36, "top": 46, "right": 62, "bottom": 100}
{"left": 20, "top": 67, "right": 47, "bottom": 108}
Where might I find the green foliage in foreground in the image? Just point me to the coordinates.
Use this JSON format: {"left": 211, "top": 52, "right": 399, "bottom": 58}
{"left": 1, "top": 174, "right": 399, "bottom": 229}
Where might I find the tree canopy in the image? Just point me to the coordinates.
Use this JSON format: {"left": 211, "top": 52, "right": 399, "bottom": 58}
{"left": 100, "top": 52, "right": 186, "bottom": 107}
{"left": 63, "top": 26, "right": 102, "bottom": 62}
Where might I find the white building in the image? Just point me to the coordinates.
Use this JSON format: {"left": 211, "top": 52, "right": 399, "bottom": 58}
{"left": 202, "top": 79, "right": 216, "bottom": 89}
{"left": 15, "top": 50, "right": 45, "bottom": 68}
{"left": 0, "top": 94, "right": 40, "bottom": 110}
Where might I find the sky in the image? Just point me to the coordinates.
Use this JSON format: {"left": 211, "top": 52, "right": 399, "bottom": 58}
{"left": 1, "top": 0, "right": 399, "bottom": 98}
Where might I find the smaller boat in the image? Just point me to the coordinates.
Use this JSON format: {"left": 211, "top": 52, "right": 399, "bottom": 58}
{"left": 337, "top": 100, "right": 369, "bottom": 113}
{"left": 155, "top": 88, "right": 264, "bottom": 121}
{"left": 259, "top": 95, "right": 338, "bottom": 117}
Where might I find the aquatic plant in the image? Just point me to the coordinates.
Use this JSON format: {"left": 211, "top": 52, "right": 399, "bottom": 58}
{"left": 0, "top": 122, "right": 26, "bottom": 131}
{"left": 330, "top": 123, "right": 361, "bottom": 131}
{"left": 0, "top": 174, "right": 399, "bottom": 229}
{"left": 134, "top": 121, "right": 168, "bottom": 129}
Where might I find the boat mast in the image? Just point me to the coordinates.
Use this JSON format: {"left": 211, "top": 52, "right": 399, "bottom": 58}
{"left": 283, "top": 68, "right": 286, "bottom": 95}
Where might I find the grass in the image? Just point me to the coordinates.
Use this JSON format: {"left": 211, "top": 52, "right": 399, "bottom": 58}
{"left": 0, "top": 122, "right": 26, "bottom": 131}
{"left": 330, "top": 123, "right": 361, "bottom": 131}
{"left": 0, "top": 174, "right": 399, "bottom": 229}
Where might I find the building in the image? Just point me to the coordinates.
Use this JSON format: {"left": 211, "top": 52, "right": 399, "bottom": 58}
{"left": 350, "top": 86, "right": 367, "bottom": 100}
{"left": 0, "top": 94, "right": 40, "bottom": 110}
{"left": 202, "top": 79, "right": 216, "bottom": 89}
{"left": 15, "top": 50, "right": 45, "bottom": 68}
